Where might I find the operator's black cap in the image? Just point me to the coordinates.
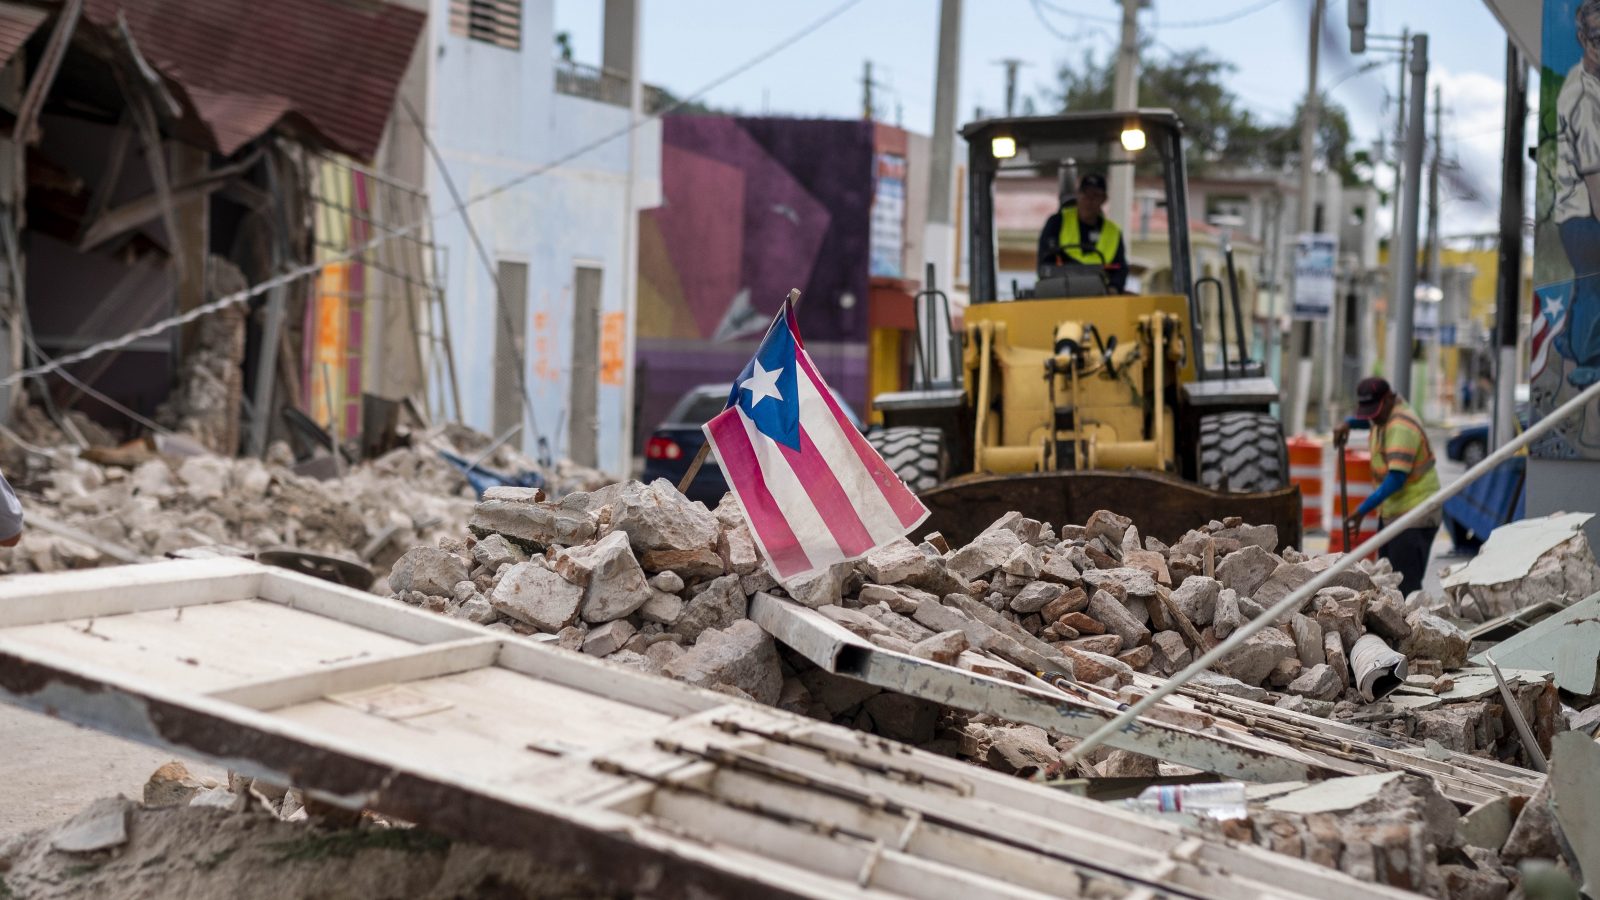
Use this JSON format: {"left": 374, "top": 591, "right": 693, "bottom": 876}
{"left": 1079, "top": 173, "right": 1108, "bottom": 192}
{"left": 1353, "top": 376, "right": 1392, "bottom": 420}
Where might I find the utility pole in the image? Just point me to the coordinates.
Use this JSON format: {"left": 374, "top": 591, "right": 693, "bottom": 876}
{"left": 1423, "top": 83, "right": 1443, "bottom": 419}
{"left": 923, "top": 0, "right": 962, "bottom": 385}
{"left": 1386, "top": 27, "right": 1409, "bottom": 379}
{"left": 1493, "top": 40, "right": 1526, "bottom": 451}
{"left": 1388, "top": 33, "right": 1429, "bottom": 400}
{"left": 861, "top": 60, "right": 875, "bottom": 120}
{"left": 996, "top": 58, "right": 1026, "bottom": 116}
{"left": 1287, "top": 0, "right": 1323, "bottom": 436}
{"left": 1109, "top": 0, "right": 1141, "bottom": 233}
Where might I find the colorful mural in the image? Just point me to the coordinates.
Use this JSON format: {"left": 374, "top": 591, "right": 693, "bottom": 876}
{"left": 635, "top": 116, "right": 879, "bottom": 442}
{"left": 1534, "top": 0, "right": 1600, "bottom": 457}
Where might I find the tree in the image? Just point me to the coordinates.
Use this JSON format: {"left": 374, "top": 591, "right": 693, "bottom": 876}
{"left": 1045, "top": 46, "right": 1361, "bottom": 183}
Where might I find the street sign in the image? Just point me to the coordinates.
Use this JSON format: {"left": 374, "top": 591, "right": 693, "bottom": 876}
{"left": 1291, "top": 232, "right": 1338, "bottom": 321}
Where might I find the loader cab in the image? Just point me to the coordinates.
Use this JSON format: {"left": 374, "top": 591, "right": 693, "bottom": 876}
{"left": 962, "top": 111, "right": 1260, "bottom": 381}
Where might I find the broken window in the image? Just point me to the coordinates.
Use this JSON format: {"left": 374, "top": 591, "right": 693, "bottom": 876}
{"left": 449, "top": 0, "right": 522, "bottom": 51}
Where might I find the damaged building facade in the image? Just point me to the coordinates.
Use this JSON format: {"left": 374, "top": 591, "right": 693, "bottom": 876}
{"left": 382, "top": 0, "right": 661, "bottom": 477}
{"left": 0, "top": 0, "right": 436, "bottom": 462}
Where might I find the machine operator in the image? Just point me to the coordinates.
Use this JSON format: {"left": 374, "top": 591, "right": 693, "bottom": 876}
{"left": 1037, "top": 173, "right": 1129, "bottom": 293}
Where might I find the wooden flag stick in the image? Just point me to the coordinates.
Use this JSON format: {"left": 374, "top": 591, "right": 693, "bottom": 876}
{"left": 677, "top": 289, "right": 800, "bottom": 496}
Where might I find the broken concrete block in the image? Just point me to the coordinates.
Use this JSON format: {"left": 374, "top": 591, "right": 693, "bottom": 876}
{"left": 673, "top": 574, "right": 747, "bottom": 641}
{"left": 1441, "top": 512, "right": 1600, "bottom": 618}
{"left": 947, "top": 527, "right": 1022, "bottom": 581}
{"left": 911, "top": 629, "right": 969, "bottom": 664}
{"left": 1117, "top": 645, "right": 1154, "bottom": 671}
{"left": 1170, "top": 575, "right": 1220, "bottom": 626}
{"left": 1267, "top": 656, "right": 1303, "bottom": 688}
{"left": 1286, "top": 663, "right": 1341, "bottom": 700}
{"left": 144, "top": 761, "right": 205, "bottom": 808}
{"left": 1039, "top": 551, "right": 1081, "bottom": 586}
{"left": 638, "top": 547, "right": 726, "bottom": 579}
{"left": 1097, "top": 749, "right": 1159, "bottom": 778}
{"left": 638, "top": 589, "right": 685, "bottom": 626}
{"left": 1216, "top": 545, "right": 1278, "bottom": 597}
{"left": 862, "top": 693, "right": 941, "bottom": 744}
{"left": 1323, "top": 632, "right": 1349, "bottom": 691}
{"left": 985, "top": 724, "right": 1058, "bottom": 775}
{"left": 597, "top": 479, "right": 721, "bottom": 553}
{"left": 1041, "top": 587, "right": 1090, "bottom": 621}
{"left": 717, "top": 522, "right": 761, "bottom": 576}
{"left": 52, "top": 796, "right": 131, "bottom": 853}
{"left": 1191, "top": 669, "right": 1270, "bottom": 702}
{"left": 1058, "top": 610, "right": 1103, "bottom": 635}
{"left": 1010, "top": 581, "right": 1066, "bottom": 614}
{"left": 1400, "top": 610, "right": 1469, "bottom": 669}
{"left": 554, "top": 531, "right": 652, "bottom": 623}
{"left": 649, "top": 570, "right": 685, "bottom": 594}
{"left": 787, "top": 561, "right": 854, "bottom": 608}
{"left": 1363, "top": 595, "right": 1413, "bottom": 642}
{"left": 1290, "top": 612, "right": 1325, "bottom": 668}
{"left": 1087, "top": 589, "right": 1150, "bottom": 648}
{"left": 663, "top": 620, "right": 782, "bottom": 705}
{"left": 582, "top": 619, "right": 637, "bottom": 657}
{"left": 1002, "top": 544, "right": 1043, "bottom": 579}
{"left": 1151, "top": 630, "right": 1191, "bottom": 673}
{"left": 1081, "top": 566, "right": 1158, "bottom": 601}
{"left": 861, "top": 538, "right": 941, "bottom": 586}
{"left": 1084, "top": 509, "right": 1132, "bottom": 547}
{"left": 490, "top": 562, "right": 583, "bottom": 633}
{"left": 1216, "top": 625, "right": 1297, "bottom": 686}
{"left": 389, "top": 547, "right": 468, "bottom": 598}
{"left": 469, "top": 498, "right": 596, "bottom": 550}
{"left": 1212, "top": 589, "right": 1248, "bottom": 639}
{"left": 1059, "top": 646, "right": 1133, "bottom": 686}
{"left": 859, "top": 583, "right": 931, "bottom": 615}
{"left": 471, "top": 533, "right": 526, "bottom": 570}
{"left": 1122, "top": 548, "right": 1171, "bottom": 586}
{"left": 1066, "top": 633, "right": 1122, "bottom": 656}
{"left": 448, "top": 593, "right": 499, "bottom": 625}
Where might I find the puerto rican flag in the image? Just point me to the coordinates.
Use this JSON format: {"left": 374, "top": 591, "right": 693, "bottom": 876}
{"left": 1531, "top": 284, "right": 1569, "bottom": 381}
{"left": 703, "top": 297, "right": 929, "bottom": 584}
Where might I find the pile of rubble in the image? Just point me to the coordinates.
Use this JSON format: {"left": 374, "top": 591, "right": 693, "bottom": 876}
{"left": 0, "top": 410, "right": 606, "bottom": 581}
{"left": 388, "top": 480, "right": 1516, "bottom": 756}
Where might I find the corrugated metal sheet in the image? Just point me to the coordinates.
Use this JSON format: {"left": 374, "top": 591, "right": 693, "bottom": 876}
{"left": 83, "top": 0, "right": 424, "bottom": 159}
{"left": 0, "top": 1, "right": 47, "bottom": 72}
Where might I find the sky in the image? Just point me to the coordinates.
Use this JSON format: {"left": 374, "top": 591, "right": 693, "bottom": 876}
{"left": 553, "top": 0, "right": 1526, "bottom": 235}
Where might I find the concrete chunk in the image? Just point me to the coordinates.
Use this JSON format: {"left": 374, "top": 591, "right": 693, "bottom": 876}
{"left": 1286, "top": 663, "right": 1342, "bottom": 700}
{"left": 1170, "top": 575, "right": 1221, "bottom": 626}
{"left": 556, "top": 531, "right": 652, "bottom": 624}
{"left": 1009, "top": 580, "right": 1066, "bottom": 614}
{"left": 673, "top": 574, "right": 748, "bottom": 641}
{"left": 582, "top": 619, "right": 637, "bottom": 657}
{"left": 469, "top": 498, "right": 596, "bottom": 549}
{"left": 1400, "top": 610, "right": 1470, "bottom": 669}
{"left": 490, "top": 562, "right": 583, "bottom": 632}
{"left": 663, "top": 621, "right": 782, "bottom": 705}
{"left": 1087, "top": 589, "right": 1151, "bottom": 648}
{"left": 1291, "top": 612, "right": 1326, "bottom": 668}
{"left": 947, "top": 528, "right": 1022, "bottom": 581}
{"left": 911, "top": 629, "right": 969, "bottom": 664}
{"left": 389, "top": 547, "right": 468, "bottom": 598}
{"left": 1216, "top": 545, "right": 1278, "bottom": 597}
{"left": 606, "top": 479, "right": 720, "bottom": 552}
{"left": 1216, "top": 625, "right": 1297, "bottom": 686}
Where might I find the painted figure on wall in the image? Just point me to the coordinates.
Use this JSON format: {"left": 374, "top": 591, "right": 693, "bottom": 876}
{"left": 1535, "top": 0, "right": 1600, "bottom": 455}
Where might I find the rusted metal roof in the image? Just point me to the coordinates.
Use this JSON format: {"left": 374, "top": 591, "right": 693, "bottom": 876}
{"left": 82, "top": 0, "right": 424, "bottom": 159}
{"left": 0, "top": 1, "right": 46, "bottom": 72}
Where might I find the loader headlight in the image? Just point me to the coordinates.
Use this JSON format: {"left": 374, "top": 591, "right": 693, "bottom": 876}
{"left": 1120, "top": 125, "right": 1146, "bottom": 152}
{"left": 991, "top": 135, "right": 1017, "bottom": 159}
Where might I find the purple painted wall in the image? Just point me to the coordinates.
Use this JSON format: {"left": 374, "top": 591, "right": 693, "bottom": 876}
{"left": 635, "top": 116, "right": 876, "bottom": 445}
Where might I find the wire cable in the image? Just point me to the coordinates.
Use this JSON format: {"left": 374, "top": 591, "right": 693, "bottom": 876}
{"left": 0, "top": 0, "right": 870, "bottom": 390}
{"left": 1154, "top": 0, "right": 1286, "bottom": 29}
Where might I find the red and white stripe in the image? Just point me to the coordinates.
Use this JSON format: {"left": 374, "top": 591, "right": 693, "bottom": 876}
{"left": 704, "top": 346, "right": 928, "bottom": 584}
{"left": 1531, "top": 305, "right": 1552, "bottom": 380}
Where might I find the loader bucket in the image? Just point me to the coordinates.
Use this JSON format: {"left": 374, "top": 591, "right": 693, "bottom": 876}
{"left": 917, "top": 470, "right": 1303, "bottom": 551}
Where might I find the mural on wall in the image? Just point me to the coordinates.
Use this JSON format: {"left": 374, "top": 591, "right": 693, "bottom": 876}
{"left": 1534, "top": 0, "right": 1600, "bottom": 456}
{"left": 635, "top": 117, "right": 876, "bottom": 439}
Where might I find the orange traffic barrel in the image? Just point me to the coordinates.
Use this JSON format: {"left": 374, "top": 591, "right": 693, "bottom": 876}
{"left": 1329, "top": 448, "right": 1378, "bottom": 557}
{"left": 1287, "top": 436, "right": 1324, "bottom": 531}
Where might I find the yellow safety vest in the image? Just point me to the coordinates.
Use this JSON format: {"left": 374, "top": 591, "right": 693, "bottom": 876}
{"left": 1058, "top": 207, "right": 1121, "bottom": 266}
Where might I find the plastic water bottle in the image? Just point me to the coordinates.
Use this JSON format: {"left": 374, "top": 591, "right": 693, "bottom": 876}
{"left": 1122, "top": 782, "right": 1248, "bottom": 821}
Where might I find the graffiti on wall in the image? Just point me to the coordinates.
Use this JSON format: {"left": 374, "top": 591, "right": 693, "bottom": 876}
{"left": 1534, "top": 0, "right": 1600, "bottom": 456}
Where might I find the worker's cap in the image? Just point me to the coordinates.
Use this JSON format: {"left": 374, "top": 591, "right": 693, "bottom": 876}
{"left": 1353, "top": 376, "right": 1393, "bottom": 420}
{"left": 1079, "top": 173, "right": 1108, "bottom": 193}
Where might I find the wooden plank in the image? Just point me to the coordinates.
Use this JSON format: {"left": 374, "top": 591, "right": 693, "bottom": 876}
{"left": 256, "top": 568, "right": 483, "bottom": 644}
{"left": 495, "top": 638, "right": 725, "bottom": 719}
{"left": 208, "top": 637, "right": 503, "bottom": 710}
{"left": 0, "top": 558, "right": 262, "bottom": 628}
{"left": 1, "top": 600, "right": 419, "bottom": 692}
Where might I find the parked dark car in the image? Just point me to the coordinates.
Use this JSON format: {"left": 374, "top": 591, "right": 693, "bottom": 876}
{"left": 1446, "top": 402, "right": 1529, "bottom": 467}
{"left": 642, "top": 384, "right": 867, "bottom": 505}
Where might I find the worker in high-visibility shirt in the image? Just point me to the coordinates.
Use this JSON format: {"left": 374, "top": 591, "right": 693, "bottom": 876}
{"left": 1333, "top": 377, "right": 1441, "bottom": 594}
{"left": 1037, "top": 173, "right": 1129, "bottom": 292}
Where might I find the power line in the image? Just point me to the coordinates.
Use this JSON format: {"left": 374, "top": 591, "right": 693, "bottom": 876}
{"left": 0, "top": 0, "right": 870, "bottom": 390}
{"left": 1032, "top": 0, "right": 1123, "bottom": 28}
{"left": 1155, "top": 0, "right": 1286, "bottom": 29}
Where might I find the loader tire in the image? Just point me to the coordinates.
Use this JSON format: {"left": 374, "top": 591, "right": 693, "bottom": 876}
{"left": 1197, "top": 412, "right": 1288, "bottom": 493}
{"left": 867, "top": 426, "right": 947, "bottom": 493}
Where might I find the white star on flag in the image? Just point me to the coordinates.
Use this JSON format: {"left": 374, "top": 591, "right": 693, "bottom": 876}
{"left": 740, "top": 360, "right": 784, "bottom": 407}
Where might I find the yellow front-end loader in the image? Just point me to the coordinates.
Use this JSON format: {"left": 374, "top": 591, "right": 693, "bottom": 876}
{"left": 867, "top": 110, "right": 1301, "bottom": 548}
